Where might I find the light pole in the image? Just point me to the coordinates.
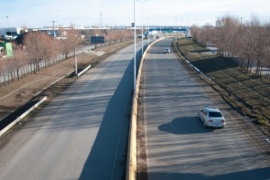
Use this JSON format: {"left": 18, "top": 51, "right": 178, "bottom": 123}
{"left": 51, "top": 21, "right": 56, "bottom": 38}
{"left": 133, "top": 0, "right": 137, "bottom": 91}
{"left": 147, "top": 26, "right": 149, "bottom": 47}
{"left": 138, "top": 0, "right": 148, "bottom": 57}
{"left": 147, "top": 9, "right": 152, "bottom": 46}
{"left": 74, "top": 45, "right": 79, "bottom": 75}
{"left": 74, "top": 40, "right": 89, "bottom": 76}
{"left": 6, "top": 16, "right": 9, "bottom": 29}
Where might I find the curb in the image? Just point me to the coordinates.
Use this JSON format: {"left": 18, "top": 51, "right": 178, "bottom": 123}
{"left": 77, "top": 64, "right": 92, "bottom": 77}
{"left": 0, "top": 96, "right": 47, "bottom": 137}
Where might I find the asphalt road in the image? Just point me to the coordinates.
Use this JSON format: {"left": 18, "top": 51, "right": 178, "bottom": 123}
{"left": 137, "top": 38, "right": 270, "bottom": 180}
{"left": 0, "top": 42, "right": 144, "bottom": 180}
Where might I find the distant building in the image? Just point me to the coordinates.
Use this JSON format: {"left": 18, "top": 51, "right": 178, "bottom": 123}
{"left": 0, "top": 27, "right": 24, "bottom": 40}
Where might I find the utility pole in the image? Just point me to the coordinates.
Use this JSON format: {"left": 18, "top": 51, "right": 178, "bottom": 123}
{"left": 100, "top": 13, "right": 102, "bottom": 28}
{"left": 51, "top": 21, "right": 56, "bottom": 38}
{"left": 6, "top": 16, "right": 9, "bottom": 28}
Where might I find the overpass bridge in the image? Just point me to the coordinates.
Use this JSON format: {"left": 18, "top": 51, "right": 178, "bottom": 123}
{"left": 147, "top": 26, "right": 188, "bottom": 33}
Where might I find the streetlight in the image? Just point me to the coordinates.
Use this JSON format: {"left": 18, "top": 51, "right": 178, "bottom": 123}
{"left": 74, "top": 40, "right": 89, "bottom": 76}
{"left": 74, "top": 45, "right": 79, "bottom": 75}
{"left": 51, "top": 21, "right": 56, "bottom": 38}
{"left": 137, "top": 0, "right": 148, "bottom": 57}
{"left": 6, "top": 16, "right": 9, "bottom": 29}
{"left": 133, "top": 0, "right": 137, "bottom": 91}
{"left": 147, "top": 9, "right": 152, "bottom": 46}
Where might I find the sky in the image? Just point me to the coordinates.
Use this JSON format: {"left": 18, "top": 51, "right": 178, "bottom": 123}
{"left": 0, "top": 0, "right": 270, "bottom": 28}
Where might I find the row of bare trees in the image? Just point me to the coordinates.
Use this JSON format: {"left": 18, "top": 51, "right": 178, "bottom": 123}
{"left": 0, "top": 28, "right": 133, "bottom": 86}
{"left": 85, "top": 28, "right": 133, "bottom": 43}
{"left": 190, "top": 16, "right": 270, "bottom": 77}
{"left": 0, "top": 29, "right": 82, "bottom": 85}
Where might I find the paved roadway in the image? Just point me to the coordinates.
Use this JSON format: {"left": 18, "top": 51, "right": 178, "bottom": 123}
{"left": 137, "top": 38, "right": 270, "bottom": 180}
{"left": 0, "top": 42, "right": 144, "bottom": 179}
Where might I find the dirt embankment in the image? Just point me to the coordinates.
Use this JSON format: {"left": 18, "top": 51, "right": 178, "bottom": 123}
{"left": 0, "top": 40, "right": 133, "bottom": 122}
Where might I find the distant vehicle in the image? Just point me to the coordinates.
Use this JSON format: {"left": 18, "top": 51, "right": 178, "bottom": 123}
{"left": 3, "top": 35, "right": 17, "bottom": 41}
{"left": 198, "top": 107, "right": 225, "bottom": 128}
{"left": 137, "top": 35, "right": 146, "bottom": 39}
{"left": 163, "top": 48, "right": 170, "bottom": 53}
{"left": 148, "top": 30, "right": 158, "bottom": 36}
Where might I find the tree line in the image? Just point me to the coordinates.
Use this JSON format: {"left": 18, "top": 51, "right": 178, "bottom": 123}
{"left": 0, "top": 28, "right": 133, "bottom": 86}
{"left": 190, "top": 15, "right": 270, "bottom": 78}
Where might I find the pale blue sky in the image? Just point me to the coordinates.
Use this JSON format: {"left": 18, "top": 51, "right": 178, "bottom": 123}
{"left": 0, "top": 0, "right": 270, "bottom": 28}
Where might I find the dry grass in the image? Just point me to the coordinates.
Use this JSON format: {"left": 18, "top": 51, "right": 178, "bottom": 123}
{"left": 176, "top": 38, "right": 270, "bottom": 136}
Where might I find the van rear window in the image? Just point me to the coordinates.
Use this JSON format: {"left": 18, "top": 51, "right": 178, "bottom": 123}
{"left": 209, "top": 112, "right": 222, "bottom": 117}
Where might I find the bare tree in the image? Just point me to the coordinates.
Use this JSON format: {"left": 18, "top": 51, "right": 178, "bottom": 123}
{"left": 191, "top": 15, "right": 270, "bottom": 78}
{"left": 110, "top": 29, "right": 133, "bottom": 42}
{"left": 12, "top": 45, "right": 28, "bottom": 79}
{"left": 215, "top": 17, "right": 230, "bottom": 56}
{"left": 200, "top": 24, "right": 214, "bottom": 47}
{"left": 0, "top": 59, "right": 7, "bottom": 86}
{"left": 239, "top": 19, "right": 259, "bottom": 73}
{"left": 249, "top": 19, "right": 270, "bottom": 77}
{"left": 1, "top": 46, "right": 27, "bottom": 83}
{"left": 3, "top": 57, "right": 17, "bottom": 83}
{"left": 224, "top": 16, "right": 240, "bottom": 59}
{"left": 263, "top": 22, "right": 270, "bottom": 78}
{"left": 23, "top": 31, "right": 55, "bottom": 73}
{"left": 59, "top": 28, "right": 82, "bottom": 59}
{"left": 190, "top": 25, "right": 200, "bottom": 43}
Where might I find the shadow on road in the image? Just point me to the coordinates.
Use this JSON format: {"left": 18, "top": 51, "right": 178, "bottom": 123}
{"left": 159, "top": 117, "right": 214, "bottom": 134}
{"left": 79, "top": 49, "right": 143, "bottom": 180}
{"left": 139, "top": 166, "right": 270, "bottom": 180}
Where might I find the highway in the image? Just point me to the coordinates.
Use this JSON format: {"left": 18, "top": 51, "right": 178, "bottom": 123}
{"left": 0, "top": 42, "right": 144, "bottom": 180}
{"left": 137, "top": 38, "right": 270, "bottom": 180}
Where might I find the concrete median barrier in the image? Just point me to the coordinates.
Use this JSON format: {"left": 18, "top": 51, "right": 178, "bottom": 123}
{"left": 126, "top": 38, "right": 164, "bottom": 180}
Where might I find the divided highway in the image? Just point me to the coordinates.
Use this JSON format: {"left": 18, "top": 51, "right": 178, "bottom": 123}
{"left": 137, "top": 38, "right": 270, "bottom": 180}
{"left": 0, "top": 42, "right": 144, "bottom": 180}
{"left": 1, "top": 37, "right": 269, "bottom": 180}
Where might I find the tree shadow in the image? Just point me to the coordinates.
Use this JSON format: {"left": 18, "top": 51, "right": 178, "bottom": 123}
{"left": 190, "top": 49, "right": 213, "bottom": 53}
{"left": 138, "top": 166, "right": 270, "bottom": 180}
{"left": 191, "top": 56, "right": 239, "bottom": 74}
